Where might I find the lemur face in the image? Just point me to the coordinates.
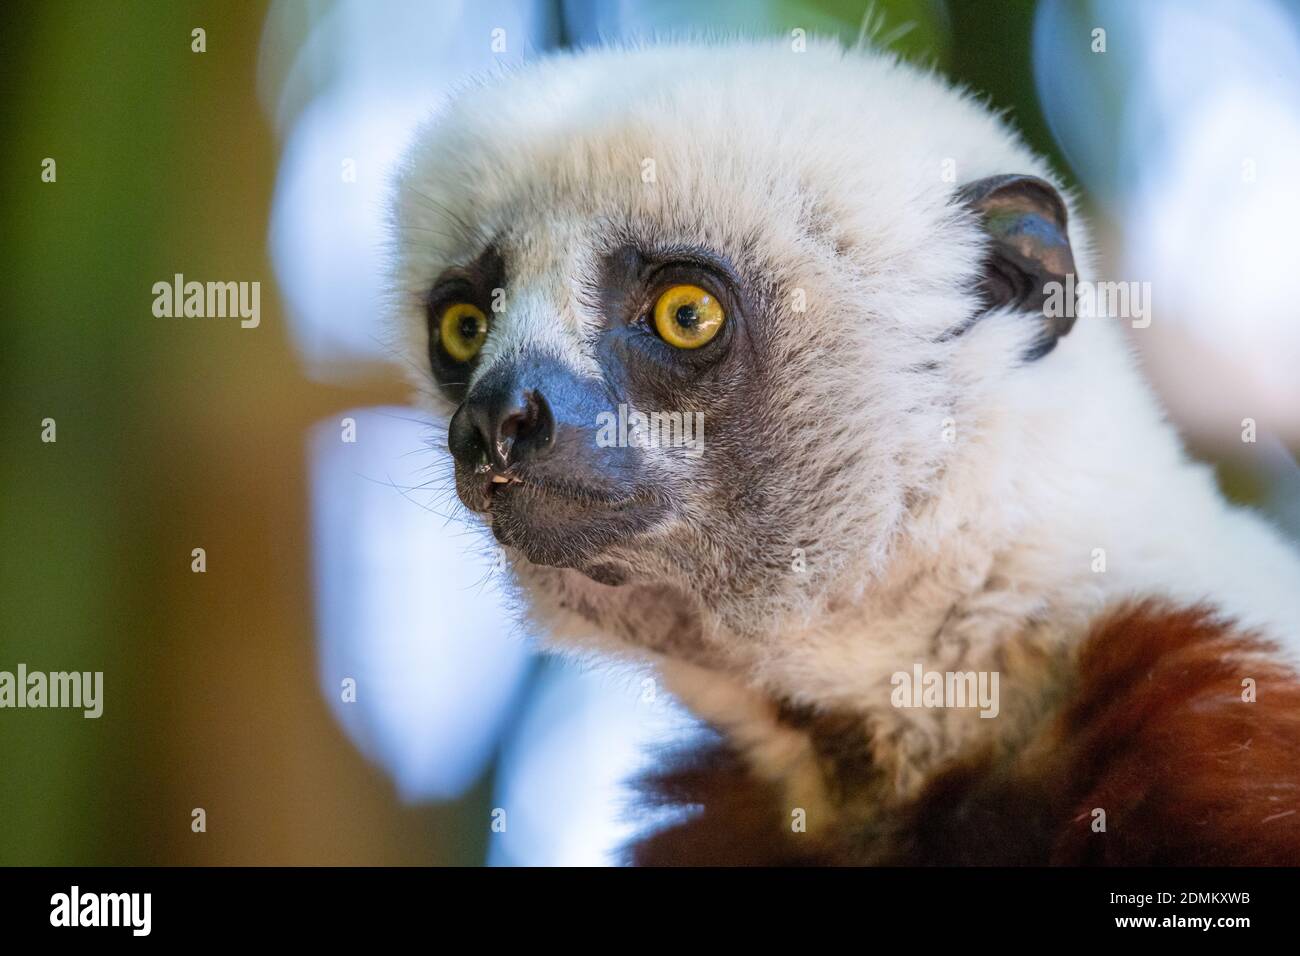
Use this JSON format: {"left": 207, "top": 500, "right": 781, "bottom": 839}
{"left": 430, "top": 234, "right": 765, "bottom": 581}
{"left": 392, "top": 42, "right": 1076, "bottom": 623}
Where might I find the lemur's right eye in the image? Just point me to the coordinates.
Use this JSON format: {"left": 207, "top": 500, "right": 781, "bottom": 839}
{"left": 439, "top": 302, "right": 489, "bottom": 362}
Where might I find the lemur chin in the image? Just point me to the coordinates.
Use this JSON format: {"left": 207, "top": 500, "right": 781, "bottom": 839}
{"left": 390, "top": 39, "right": 1300, "bottom": 865}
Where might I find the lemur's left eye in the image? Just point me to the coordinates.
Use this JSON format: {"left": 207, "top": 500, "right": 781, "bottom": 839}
{"left": 652, "top": 284, "right": 725, "bottom": 349}
{"left": 439, "top": 302, "right": 488, "bottom": 362}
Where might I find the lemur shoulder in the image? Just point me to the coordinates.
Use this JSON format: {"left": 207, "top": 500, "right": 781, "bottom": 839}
{"left": 389, "top": 39, "right": 1300, "bottom": 865}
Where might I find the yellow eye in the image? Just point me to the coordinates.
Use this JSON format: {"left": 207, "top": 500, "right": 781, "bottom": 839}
{"left": 652, "top": 284, "right": 725, "bottom": 349}
{"left": 439, "top": 303, "right": 488, "bottom": 362}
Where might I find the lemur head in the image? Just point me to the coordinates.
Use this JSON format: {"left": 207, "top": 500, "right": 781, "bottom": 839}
{"left": 391, "top": 40, "right": 1082, "bottom": 652}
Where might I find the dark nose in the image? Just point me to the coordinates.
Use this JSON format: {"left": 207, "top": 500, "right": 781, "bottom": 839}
{"left": 448, "top": 369, "right": 555, "bottom": 472}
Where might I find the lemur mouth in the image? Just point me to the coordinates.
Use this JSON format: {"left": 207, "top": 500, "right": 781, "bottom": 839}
{"left": 470, "top": 468, "right": 634, "bottom": 511}
{"left": 460, "top": 466, "right": 667, "bottom": 570}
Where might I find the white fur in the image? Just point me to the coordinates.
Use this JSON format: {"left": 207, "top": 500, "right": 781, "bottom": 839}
{"left": 389, "top": 39, "right": 1300, "bottom": 808}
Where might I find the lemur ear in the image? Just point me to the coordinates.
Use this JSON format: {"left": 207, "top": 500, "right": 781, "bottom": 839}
{"left": 954, "top": 174, "right": 1077, "bottom": 360}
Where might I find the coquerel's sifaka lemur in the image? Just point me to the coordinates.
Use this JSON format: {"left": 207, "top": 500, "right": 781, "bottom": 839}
{"left": 388, "top": 39, "right": 1300, "bottom": 865}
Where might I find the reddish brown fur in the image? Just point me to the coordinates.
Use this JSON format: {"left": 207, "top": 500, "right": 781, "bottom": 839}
{"left": 1048, "top": 603, "right": 1300, "bottom": 864}
{"left": 628, "top": 602, "right": 1300, "bottom": 865}
{"left": 630, "top": 738, "right": 838, "bottom": 866}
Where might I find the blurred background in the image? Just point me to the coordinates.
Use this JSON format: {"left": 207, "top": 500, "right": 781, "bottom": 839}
{"left": 1, "top": 0, "right": 1297, "bottom": 865}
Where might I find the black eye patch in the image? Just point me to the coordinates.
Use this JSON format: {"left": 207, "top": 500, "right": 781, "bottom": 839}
{"left": 424, "top": 244, "right": 506, "bottom": 399}
{"left": 595, "top": 244, "right": 743, "bottom": 331}
{"left": 583, "top": 242, "right": 753, "bottom": 414}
